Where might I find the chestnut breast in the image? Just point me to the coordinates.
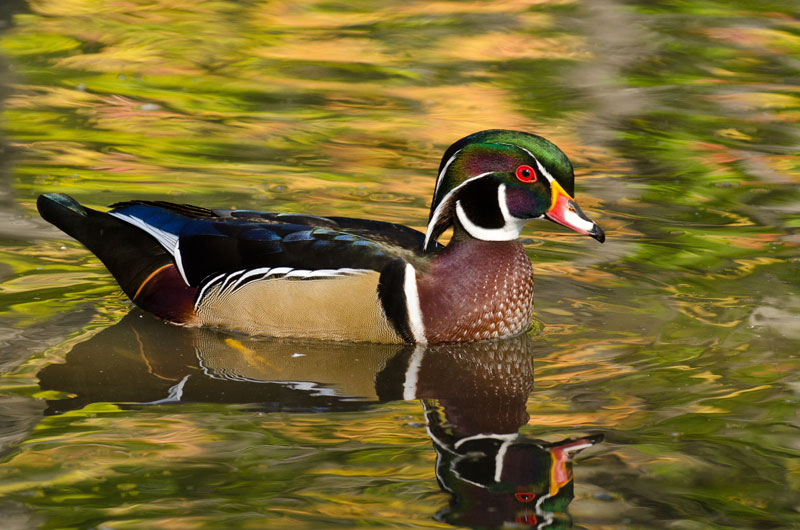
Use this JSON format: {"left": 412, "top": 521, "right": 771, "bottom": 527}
{"left": 416, "top": 240, "right": 534, "bottom": 342}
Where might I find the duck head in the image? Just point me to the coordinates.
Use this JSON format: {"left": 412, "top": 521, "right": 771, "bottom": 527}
{"left": 423, "top": 130, "right": 605, "bottom": 251}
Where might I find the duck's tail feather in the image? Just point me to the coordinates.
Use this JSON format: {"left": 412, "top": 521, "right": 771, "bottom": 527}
{"left": 37, "top": 193, "right": 197, "bottom": 322}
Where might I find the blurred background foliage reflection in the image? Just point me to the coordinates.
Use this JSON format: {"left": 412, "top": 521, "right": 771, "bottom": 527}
{"left": 0, "top": 0, "right": 799, "bottom": 528}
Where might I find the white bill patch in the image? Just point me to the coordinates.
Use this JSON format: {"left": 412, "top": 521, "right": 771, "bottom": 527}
{"left": 560, "top": 206, "right": 596, "bottom": 234}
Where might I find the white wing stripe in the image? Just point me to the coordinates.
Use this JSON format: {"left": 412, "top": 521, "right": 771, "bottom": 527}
{"left": 109, "top": 211, "right": 379, "bottom": 292}
{"left": 108, "top": 212, "right": 179, "bottom": 254}
{"left": 109, "top": 211, "right": 191, "bottom": 285}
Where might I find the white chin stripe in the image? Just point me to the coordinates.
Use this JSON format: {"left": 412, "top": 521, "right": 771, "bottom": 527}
{"left": 454, "top": 184, "right": 527, "bottom": 242}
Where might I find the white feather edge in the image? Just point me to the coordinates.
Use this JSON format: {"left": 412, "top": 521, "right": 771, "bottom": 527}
{"left": 108, "top": 211, "right": 190, "bottom": 284}
{"left": 108, "top": 211, "right": 372, "bottom": 297}
{"left": 194, "top": 266, "right": 371, "bottom": 310}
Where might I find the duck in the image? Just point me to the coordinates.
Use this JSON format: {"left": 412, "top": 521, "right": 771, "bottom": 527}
{"left": 37, "top": 129, "right": 604, "bottom": 344}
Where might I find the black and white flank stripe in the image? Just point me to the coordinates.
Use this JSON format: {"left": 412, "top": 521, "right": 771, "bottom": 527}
{"left": 193, "top": 266, "right": 370, "bottom": 310}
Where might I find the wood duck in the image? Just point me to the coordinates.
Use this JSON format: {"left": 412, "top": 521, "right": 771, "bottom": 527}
{"left": 37, "top": 129, "right": 604, "bottom": 344}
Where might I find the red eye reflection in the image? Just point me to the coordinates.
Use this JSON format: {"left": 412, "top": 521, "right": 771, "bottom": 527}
{"left": 515, "top": 165, "right": 537, "bottom": 183}
{"left": 514, "top": 492, "right": 536, "bottom": 503}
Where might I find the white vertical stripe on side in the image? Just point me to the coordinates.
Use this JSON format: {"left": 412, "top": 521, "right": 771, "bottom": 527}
{"left": 173, "top": 241, "right": 190, "bottom": 285}
{"left": 402, "top": 344, "right": 426, "bottom": 400}
{"left": 403, "top": 263, "right": 427, "bottom": 344}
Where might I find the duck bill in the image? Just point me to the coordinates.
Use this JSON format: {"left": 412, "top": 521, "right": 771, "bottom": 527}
{"left": 545, "top": 181, "right": 605, "bottom": 243}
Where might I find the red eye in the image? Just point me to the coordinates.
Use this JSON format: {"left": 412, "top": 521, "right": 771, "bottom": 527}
{"left": 515, "top": 165, "right": 537, "bottom": 183}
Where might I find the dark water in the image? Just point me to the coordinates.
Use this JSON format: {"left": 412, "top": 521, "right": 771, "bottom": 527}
{"left": 1, "top": 1, "right": 799, "bottom": 528}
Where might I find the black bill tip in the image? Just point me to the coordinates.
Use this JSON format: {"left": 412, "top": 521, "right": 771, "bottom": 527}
{"left": 590, "top": 224, "right": 605, "bottom": 243}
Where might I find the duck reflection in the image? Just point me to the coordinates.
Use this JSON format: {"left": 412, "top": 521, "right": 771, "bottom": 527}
{"left": 38, "top": 311, "right": 600, "bottom": 529}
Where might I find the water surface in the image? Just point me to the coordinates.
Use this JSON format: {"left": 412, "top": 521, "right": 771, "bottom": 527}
{"left": 1, "top": 0, "right": 799, "bottom": 528}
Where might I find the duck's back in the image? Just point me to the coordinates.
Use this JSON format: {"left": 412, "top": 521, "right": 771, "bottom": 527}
{"left": 37, "top": 193, "right": 430, "bottom": 343}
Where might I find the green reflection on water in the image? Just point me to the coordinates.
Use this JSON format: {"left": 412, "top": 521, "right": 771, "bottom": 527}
{"left": 0, "top": 0, "right": 799, "bottom": 529}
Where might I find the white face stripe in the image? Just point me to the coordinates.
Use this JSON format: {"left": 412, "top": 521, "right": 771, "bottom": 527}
{"left": 432, "top": 148, "right": 462, "bottom": 201}
{"left": 562, "top": 441, "right": 596, "bottom": 454}
{"left": 423, "top": 171, "right": 495, "bottom": 250}
{"left": 403, "top": 263, "right": 427, "bottom": 344}
{"left": 534, "top": 157, "right": 556, "bottom": 185}
{"left": 496, "top": 141, "right": 559, "bottom": 187}
{"left": 449, "top": 433, "right": 519, "bottom": 489}
{"left": 493, "top": 438, "right": 515, "bottom": 483}
{"left": 454, "top": 184, "right": 528, "bottom": 242}
{"left": 426, "top": 142, "right": 566, "bottom": 248}
{"left": 453, "top": 432, "right": 518, "bottom": 450}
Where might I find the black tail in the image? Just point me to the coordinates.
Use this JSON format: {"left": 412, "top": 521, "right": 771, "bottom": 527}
{"left": 37, "top": 193, "right": 174, "bottom": 301}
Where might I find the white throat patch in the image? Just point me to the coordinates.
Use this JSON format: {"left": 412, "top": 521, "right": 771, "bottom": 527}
{"left": 454, "top": 183, "right": 528, "bottom": 241}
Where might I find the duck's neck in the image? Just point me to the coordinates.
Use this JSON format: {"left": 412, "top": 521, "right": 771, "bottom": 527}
{"left": 416, "top": 235, "right": 534, "bottom": 343}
